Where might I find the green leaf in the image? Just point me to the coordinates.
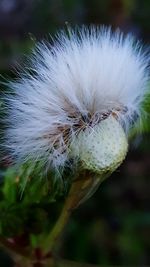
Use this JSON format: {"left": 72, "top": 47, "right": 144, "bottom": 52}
{"left": 2, "top": 168, "right": 17, "bottom": 203}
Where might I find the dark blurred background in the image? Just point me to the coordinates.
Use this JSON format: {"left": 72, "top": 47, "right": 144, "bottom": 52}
{"left": 0, "top": 0, "right": 150, "bottom": 266}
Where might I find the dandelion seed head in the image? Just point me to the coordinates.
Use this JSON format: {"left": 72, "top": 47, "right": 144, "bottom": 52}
{"left": 3, "top": 26, "right": 149, "bottom": 173}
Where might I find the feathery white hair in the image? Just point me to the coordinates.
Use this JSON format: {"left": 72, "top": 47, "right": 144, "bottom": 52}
{"left": 3, "top": 26, "right": 149, "bottom": 171}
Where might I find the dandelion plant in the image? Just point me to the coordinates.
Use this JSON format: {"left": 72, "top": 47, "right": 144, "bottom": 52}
{"left": 0, "top": 26, "right": 149, "bottom": 267}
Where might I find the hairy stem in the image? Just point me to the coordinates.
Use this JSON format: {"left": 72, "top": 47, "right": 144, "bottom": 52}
{"left": 42, "top": 172, "right": 101, "bottom": 254}
{"left": 0, "top": 172, "right": 103, "bottom": 266}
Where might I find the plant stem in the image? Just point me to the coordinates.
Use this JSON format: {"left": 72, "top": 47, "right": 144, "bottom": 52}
{"left": 42, "top": 172, "right": 102, "bottom": 254}
{"left": 0, "top": 172, "right": 104, "bottom": 266}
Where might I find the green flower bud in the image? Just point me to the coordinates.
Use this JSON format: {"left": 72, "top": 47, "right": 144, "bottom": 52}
{"left": 70, "top": 116, "right": 128, "bottom": 176}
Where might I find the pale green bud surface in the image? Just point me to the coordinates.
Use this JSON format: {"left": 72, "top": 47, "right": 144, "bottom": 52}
{"left": 71, "top": 116, "right": 128, "bottom": 175}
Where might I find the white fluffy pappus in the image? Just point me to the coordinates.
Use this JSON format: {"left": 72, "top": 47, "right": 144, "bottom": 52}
{"left": 3, "top": 26, "right": 150, "bottom": 172}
